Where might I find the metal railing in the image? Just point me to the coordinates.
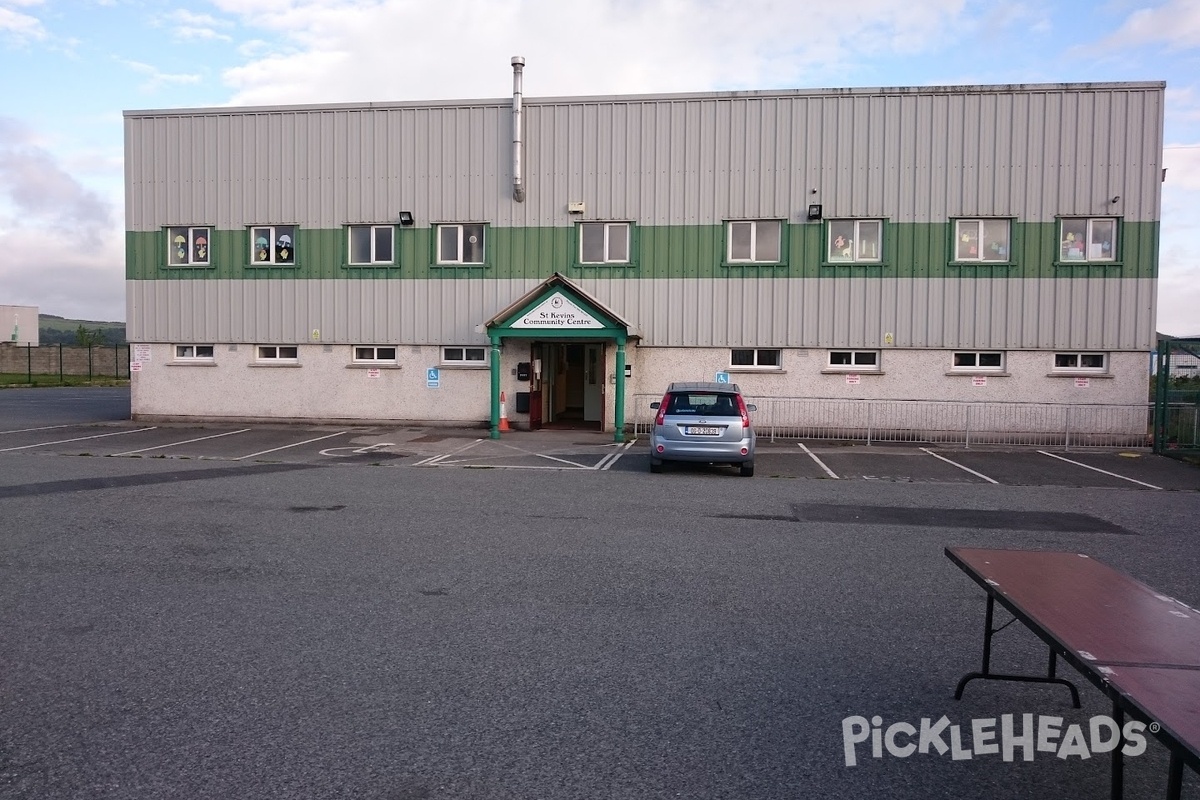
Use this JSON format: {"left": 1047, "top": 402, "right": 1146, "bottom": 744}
{"left": 631, "top": 395, "right": 1153, "bottom": 449}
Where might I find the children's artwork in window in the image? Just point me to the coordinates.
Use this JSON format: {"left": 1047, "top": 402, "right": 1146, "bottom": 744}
{"left": 1061, "top": 219, "right": 1088, "bottom": 261}
{"left": 980, "top": 221, "right": 1008, "bottom": 260}
{"left": 251, "top": 226, "right": 295, "bottom": 264}
{"left": 957, "top": 221, "right": 980, "bottom": 260}
{"left": 168, "top": 226, "right": 211, "bottom": 266}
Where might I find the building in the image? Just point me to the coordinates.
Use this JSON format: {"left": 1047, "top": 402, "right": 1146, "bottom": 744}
{"left": 124, "top": 67, "right": 1164, "bottom": 440}
{"left": 1, "top": 305, "right": 39, "bottom": 346}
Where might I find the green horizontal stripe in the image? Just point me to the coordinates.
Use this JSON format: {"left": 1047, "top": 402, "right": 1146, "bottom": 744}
{"left": 126, "top": 222, "right": 1158, "bottom": 281}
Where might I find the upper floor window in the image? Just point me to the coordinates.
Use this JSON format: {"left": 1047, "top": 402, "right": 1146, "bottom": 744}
{"left": 828, "top": 220, "right": 882, "bottom": 263}
{"left": 437, "top": 223, "right": 485, "bottom": 264}
{"left": 1060, "top": 218, "right": 1116, "bottom": 262}
{"left": 349, "top": 225, "right": 394, "bottom": 265}
{"left": 168, "top": 226, "right": 210, "bottom": 266}
{"left": 955, "top": 219, "right": 1010, "bottom": 263}
{"left": 251, "top": 225, "right": 295, "bottom": 265}
{"left": 727, "top": 220, "right": 782, "bottom": 263}
{"left": 580, "top": 222, "right": 630, "bottom": 264}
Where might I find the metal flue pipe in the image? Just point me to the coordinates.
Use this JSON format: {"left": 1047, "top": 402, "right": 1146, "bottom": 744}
{"left": 511, "top": 56, "right": 525, "bottom": 203}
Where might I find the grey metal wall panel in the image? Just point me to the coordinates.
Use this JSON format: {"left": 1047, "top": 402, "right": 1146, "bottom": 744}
{"left": 129, "top": 277, "right": 1157, "bottom": 351}
{"left": 125, "top": 82, "right": 1165, "bottom": 232}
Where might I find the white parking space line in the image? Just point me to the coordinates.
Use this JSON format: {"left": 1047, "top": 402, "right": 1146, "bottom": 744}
{"left": 111, "top": 428, "right": 252, "bottom": 457}
{"left": 233, "top": 431, "right": 348, "bottom": 461}
{"left": 919, "top": 447, "right": 1000, "bottom": 484}
{"left": 414, "top": 439, "right": 485, "bottom": 466}
{"left": 798, "top": 443, "right": 839, "bottom": 479}
{"left": 1037, "top": 450, "right": 1163, "bottom": 490}
{"left": 0, "top": 424, "right": 80, "bottom": 435}
{"left": 0, "top": 427, "right": 158, "bottom": 453}
{"left": 597, "top": 440, "right": 637, "bottom": 470}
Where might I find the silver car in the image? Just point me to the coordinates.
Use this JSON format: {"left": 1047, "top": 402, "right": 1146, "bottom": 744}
{"left": 648, "top": 381, "right": 757, "bottom": 476}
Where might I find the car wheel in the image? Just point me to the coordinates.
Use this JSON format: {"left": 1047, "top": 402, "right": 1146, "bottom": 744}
{"left": 739, "top": 461, "right": 755, "bottom": 477}
{"left": 650, "top": 458, "right": 663, "bottom": 474}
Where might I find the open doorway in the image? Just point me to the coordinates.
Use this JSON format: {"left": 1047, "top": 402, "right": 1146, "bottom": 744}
{"left": 529, "top": 342, "right": 604, "bottom": 430}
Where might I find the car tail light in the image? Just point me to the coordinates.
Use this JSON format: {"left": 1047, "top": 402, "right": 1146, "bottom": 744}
{"left": 654, "top": 393, "right": 670, "bottom": 426}
{"left": 736, "top": 394, "right": 750, "bottom": 429}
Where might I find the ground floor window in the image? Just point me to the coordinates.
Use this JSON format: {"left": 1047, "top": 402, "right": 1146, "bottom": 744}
{"left": 952, "top": 351, "right": 1004, "bottom": 371}
{"left": 1054, "top": 352, "right": 1107, "bottom": 372}
{"left": 442, "top": 346, "right": 487, "bottom": 366}
{"left": 730, "top": 348, "right": 781, "bottom": 369}
{"left": 257, "top": 345, "right": 298, "bottom": 362}
{"left": 353, "top": 345, "right": 397, "bottom": 362}
{"left": 174, "top": 344, "right": 214, "bottom": 360}
{"left": 828, "top": 350, "right": 879, "bottom": 371}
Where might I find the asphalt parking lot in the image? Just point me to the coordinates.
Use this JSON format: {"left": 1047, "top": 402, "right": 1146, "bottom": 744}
{"left": 2, "top": 388, "right": 1198, "bottom": 800}
{"left": 1, "top": 388, "right": 1195, "bottom": 491}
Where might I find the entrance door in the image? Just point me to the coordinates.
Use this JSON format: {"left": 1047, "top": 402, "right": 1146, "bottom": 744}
{"left": 583, "top": 343, "right": 604, "bottom": 424}
{"left": 528, "top": 343, "right": 543, "bottom": 430}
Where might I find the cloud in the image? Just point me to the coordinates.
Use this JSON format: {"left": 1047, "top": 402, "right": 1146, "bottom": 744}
{"left": 211, "top": 0, "right": 970, "bottom": 106}
{"left": 155, "top": 8, "right": 235, "bottom": 42}
{"left": 0, "top": 116, "right": 124, "bottom": 320}
{"left": 116, "top": 58, "right": 204, "bottom": 92}
{"left": 1097, "top": 0, "right": 1200, "bottom": 51}
{"left": 0, "top": 3, "right": 47, "bottom": 42}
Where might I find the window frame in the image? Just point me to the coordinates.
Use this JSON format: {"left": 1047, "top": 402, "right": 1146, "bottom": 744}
{"left": 441, "top": 346, "right": 489, "bottom": 367}
{"left": 578, "top": 221, "right": 633, "bottom": 265}
{"left": 1052, "top": 352, "right": 1108, "bottom": 373}
{"left": 166, "top": 226, "right": 212, "bottom": 267}
{"left": 952, "top": 218, "right": 1012, "bottom": 264}
{"left": 826, "top": 219, "right": 884, "bottom": 264}
{"left": 729, "top": 348, "right": 783, "bottom": 370}
{"left": 951, "top": 351, "right": 1006, "bottom": 372}
{"left": 347, "top": 224, "right": 396, "bottom": 266}
{"left": 249, "top": 225, "right": 297, "bottom": 266}
{"left": 1058, "top": 217, "right": 1119, "bottom": 264}
{"left": 256, "top": 345, "right": 299, "bottom": 363}
{"left": 352, "top": 345, "right": 398, "bottom": 363}
{"left": 826, "top": 350, "right": 881, "bottom": 372}
{"left": 436, "top": 223, "right": 487, "bottom": 265}
{"left": 173, "top": 344, "right": 215, "bottom": 361}
{"left": 725, "top": 219, "right": 785, "bottom": 265}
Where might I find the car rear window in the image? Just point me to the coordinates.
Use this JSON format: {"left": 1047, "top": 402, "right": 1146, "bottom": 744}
{"left": 666, "top": 393, "right": 738, "bottom": 416}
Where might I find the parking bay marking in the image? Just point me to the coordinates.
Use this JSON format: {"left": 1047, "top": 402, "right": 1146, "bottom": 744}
{"left": 233, "top": 431, "right": 348, "bottom": 461}
{"left": 414, "top": 439, "right": 485, "bottom": 467}
{"left": 0, "top": 427, "right": 158, "bottom": 453}
{"left": 112, "top": 428, "right": 252, "bottom": 457}
{"left": 919, "top": 447, "right": 1000, "bottom": 484}
{"left": 319, "top": 443, "right": 395, "bottom": 457}
{"left": 1037, "top": 450, "right": 1163, "bottom": 490}
{"left": 0, "top": 424, "right": 83, "bottom": 436}
{"left": 597, "top": 439, "right": 636, "bottom": 470}
{"left": 798, "top": 443, "right": 840, "bottom": 479}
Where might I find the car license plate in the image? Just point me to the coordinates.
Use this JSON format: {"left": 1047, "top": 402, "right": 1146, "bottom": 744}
{"left": 685, "top": 426, "right": 721, "bottom": 436}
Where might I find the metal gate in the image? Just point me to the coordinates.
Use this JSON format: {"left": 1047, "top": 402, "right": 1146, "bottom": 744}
{"left": 1153, "top": 337, "right": 1200, "bottom": 458}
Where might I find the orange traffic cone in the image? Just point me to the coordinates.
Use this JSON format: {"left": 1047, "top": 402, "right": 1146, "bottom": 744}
{"left": 499, "top": 391, "right": 511, "bottom": 432}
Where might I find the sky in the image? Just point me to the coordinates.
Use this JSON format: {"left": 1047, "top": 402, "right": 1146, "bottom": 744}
{"left": 0, "top": 0, "right": 1198, "bottom": 335}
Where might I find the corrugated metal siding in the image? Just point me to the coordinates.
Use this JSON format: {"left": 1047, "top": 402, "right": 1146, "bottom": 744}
{"left": 125, "top": 83, "right": 1164, "bottom": 232}
{"left": 127, "top": 277, "right": 1157, "bottom": 351}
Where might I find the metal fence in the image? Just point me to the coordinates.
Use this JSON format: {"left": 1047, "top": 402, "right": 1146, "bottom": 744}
{"left": 631, "top": 395, "right": 1153, "bottom": 449}
{"left": 1153, "top": 338, "right": 1200, "bottom": 458}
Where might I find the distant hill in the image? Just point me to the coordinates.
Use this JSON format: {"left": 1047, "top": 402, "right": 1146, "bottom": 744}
{"left": 39, "top": 315, "right": 126, "bottom": 346}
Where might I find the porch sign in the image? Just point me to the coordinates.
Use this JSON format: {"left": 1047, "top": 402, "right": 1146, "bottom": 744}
{"left": 510, "top": 292, "right": 603, "bottom": 328}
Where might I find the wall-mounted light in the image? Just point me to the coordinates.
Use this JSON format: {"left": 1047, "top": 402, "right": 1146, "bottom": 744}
{"left": 1109, "top": 195, "right": 1121, "bottom": 204}
{"left": 807, "top": 204, "right": 823, "bottom": 221}
{"left": 398, "top": 211, "right": 415, "bottom": 226}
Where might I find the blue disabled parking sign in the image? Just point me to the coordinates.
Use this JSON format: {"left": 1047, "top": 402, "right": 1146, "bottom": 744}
{"left": 715, "top": 372, "right": 730, "bottom": 383}
{"left": 426, "top": 368, "right": 440, "bottom": 388}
